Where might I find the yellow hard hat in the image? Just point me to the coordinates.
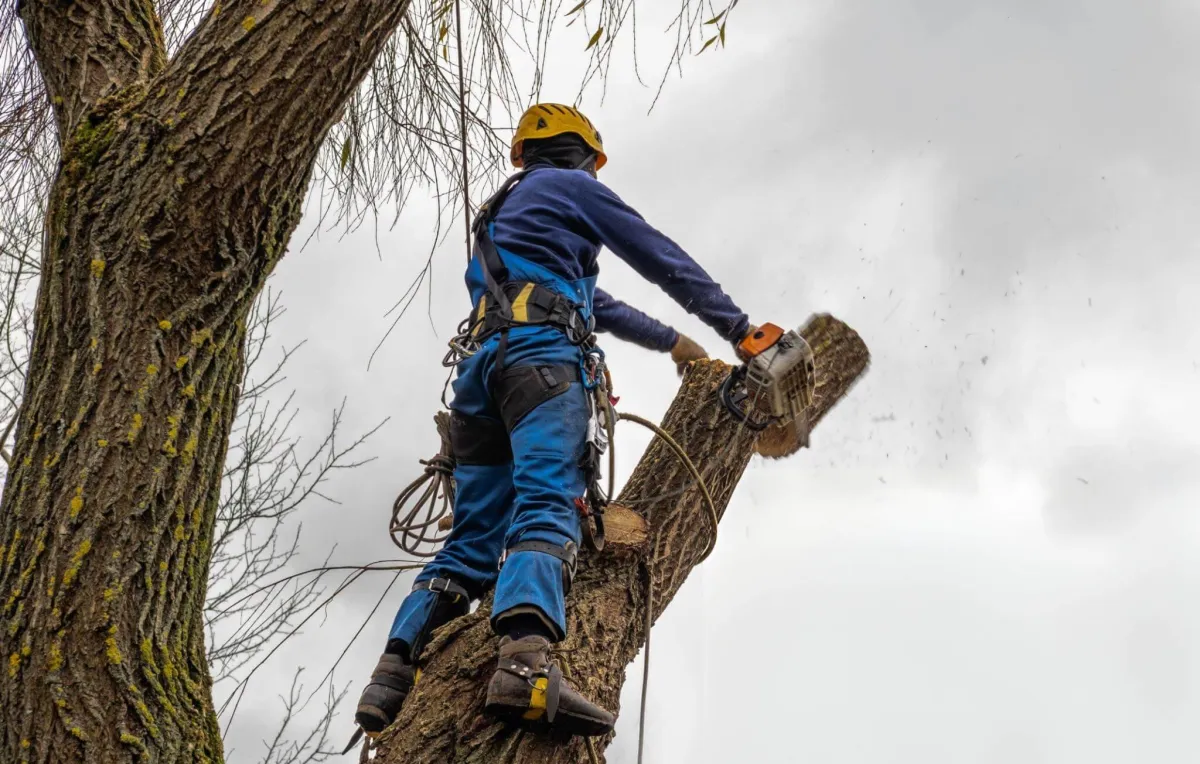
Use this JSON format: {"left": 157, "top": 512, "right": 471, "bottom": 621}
{"left": 511, "top": 103, "right": 607, "bottom": 170}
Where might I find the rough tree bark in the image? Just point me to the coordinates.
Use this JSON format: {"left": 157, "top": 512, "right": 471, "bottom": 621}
{"left": 1, "top": 0, "right": 415, "bottom": 759}
{"left": 375, "top": 314, "right": 870, "bottom": 764}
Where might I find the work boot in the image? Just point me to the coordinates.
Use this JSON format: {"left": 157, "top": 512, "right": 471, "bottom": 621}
{"left": 354, "top": 653, "right": 416, "bottom": 736}
{"left": 484, "top": 635, "right": 615, "bottom": 737}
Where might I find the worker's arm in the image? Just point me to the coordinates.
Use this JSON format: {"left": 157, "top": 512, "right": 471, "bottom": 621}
{"left": 592, "top": 288, "right": 678, "bottom": 351}
{"left": 570, "top": 174, "right": 751, "bottom": 344}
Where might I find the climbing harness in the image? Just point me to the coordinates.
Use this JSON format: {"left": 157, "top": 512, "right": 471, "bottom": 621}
{"left": 443, "top": 168, "right": 596, "bottom": 369}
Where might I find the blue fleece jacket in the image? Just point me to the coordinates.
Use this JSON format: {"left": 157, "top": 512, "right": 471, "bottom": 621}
{"left": 484, "top": 165, "right": 750, "bottom": 352}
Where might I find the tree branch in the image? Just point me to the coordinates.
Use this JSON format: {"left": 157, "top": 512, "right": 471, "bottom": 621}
{"left": 146, "top": 0, "right": 416, "bottom": 208}
{"left": 374, "top": 314, "right": 871, "bottom": 764}
{"left": 16, "top": 0, "right": 167, "bottom": 137}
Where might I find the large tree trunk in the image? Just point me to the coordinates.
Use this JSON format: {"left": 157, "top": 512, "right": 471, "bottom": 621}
{"left": 2, "top": 0, "right": 414, "bottom": 758}
{"left": 375, "top": 314, "right": 870, "bottom": 764}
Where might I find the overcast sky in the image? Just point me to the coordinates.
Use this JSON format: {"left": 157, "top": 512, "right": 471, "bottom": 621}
{"left": 220, "top": 1, "right": 1200, "bottom": 761}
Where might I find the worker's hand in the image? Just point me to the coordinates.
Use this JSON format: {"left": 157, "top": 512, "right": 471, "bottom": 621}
{"left": 734, "top": 324, "right": 759, "bottom": 363}
{"left": 670, "top": 334, "right": 708, "bottom": 376}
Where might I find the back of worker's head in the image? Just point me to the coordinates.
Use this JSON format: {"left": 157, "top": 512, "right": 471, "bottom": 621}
{"left": 520, "top": 134, "right": 600, "bottom": 175}
{"left": 511, "top": 103, "right": 607, "bottom": 175}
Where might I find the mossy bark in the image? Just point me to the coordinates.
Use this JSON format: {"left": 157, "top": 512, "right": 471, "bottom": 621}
{"left": 4, "top": 0, "right": 414, "bottom": 759}
{"left": 375, "top": 315, "right": 870, "bottom": 764}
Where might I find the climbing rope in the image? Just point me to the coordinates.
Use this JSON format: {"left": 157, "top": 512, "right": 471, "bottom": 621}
{"left": 389, "top": 454, "right": 455, "bottom": 558}
{"left": 610, "top": 411, "right": 719, "bottom": 764}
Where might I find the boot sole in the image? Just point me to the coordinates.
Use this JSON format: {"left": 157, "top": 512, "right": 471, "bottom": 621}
{"left": 484, "top": 696, "right": 614, "bottom": 738}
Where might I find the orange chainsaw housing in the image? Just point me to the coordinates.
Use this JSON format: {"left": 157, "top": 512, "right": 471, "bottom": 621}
{"left": 738, "top": 323, "right": 785, "bottom": 358}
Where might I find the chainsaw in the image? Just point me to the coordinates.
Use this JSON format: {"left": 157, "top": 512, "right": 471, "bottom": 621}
{"left": 720, "top": 322, "right": 817, "bottom": 458}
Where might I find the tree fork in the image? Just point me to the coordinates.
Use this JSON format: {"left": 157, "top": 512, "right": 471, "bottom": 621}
{"left": 375, "top": 313, "right": 870, "bottom": 764}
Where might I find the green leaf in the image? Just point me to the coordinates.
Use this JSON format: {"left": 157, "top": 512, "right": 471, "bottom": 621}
{"left": 340, "top": 138, "right": 352, "bottom": 169}
{"left": 719, "top": 22, "right": 726, "bottom": 46}
{"left": 586, "top": 26, "right": 603, "bottom": 49}
{"left": 442, "top": 44, "right": 449, "bottom": 60}
{"left": 704, "top": 11, "right": 725, "bottom": 25}
{"left": 438, "top": 22, "right": 448, "bottom": 41}
{"left": 699, "top": 35, "right": 718, "bottom": 53}
{"left": 565, "top": 0, "right": 587, "bottom": 15}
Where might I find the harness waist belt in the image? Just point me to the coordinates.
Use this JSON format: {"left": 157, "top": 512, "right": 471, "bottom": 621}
{"left": 468, "top": 281, "right": 593, "bottom": 344}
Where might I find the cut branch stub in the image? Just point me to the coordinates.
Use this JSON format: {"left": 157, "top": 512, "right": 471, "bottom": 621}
{"left": 375, "top": 313, "right": 869, "bottom": 764}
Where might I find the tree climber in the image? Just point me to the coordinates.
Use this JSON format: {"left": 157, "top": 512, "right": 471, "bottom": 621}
{"left": 354, "top": 103, "right": 754, "bottom": 740}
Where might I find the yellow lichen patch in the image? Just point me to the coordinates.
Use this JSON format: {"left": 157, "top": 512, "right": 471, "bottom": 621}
{"left": 8, "top": 652, "right": 20, "bottom": 678}
{"left": 158, "top": 560, "right": 168, "bottom": 572}
{"left": 175, "top": 356, "right": 189, "bottom": 370}
{"left": 98, "top": 439, "right": 109, "bottom": 447}
{"left": 106, "top": 634, "right": 122, "bottom": 665}
{"left": 241, "top": 14, "right": 255, "bottom": 30}
{"left": 190, "top": 328, "right": 212, "bottom": 347}
{"left": 20, "top": 739, "right": 29, "bottom": 749}
{"left": 140, "top": 638, "right": 154, "bottom": 664}
{"left": 48, "top": 640, "right": 63, "bottom": 671}
{"left": 127, "top": 413, "right": 143, "bottom": 442}
{"left": 158, "top": 319, "right": 173, "bottom": 331}
{"left": 69, "top": 488, "right": 84, "bottom": 520}
{"left": 182, "top": 437, "right": 198, "bottom": 459}
{"left": 61, "top": 539, "right": 93, "bottom": 588}
{"left": 90, "top": 259, "right": 106, "bottom": 278}
{"left": 5, "top": 530, "right": 21, "bottom": 568}
{"left": 173, "top": 525, "right": 185, "bottom": 542}
{"left": 182, "top": 384, "right": 196, "bottom": 398}
{"left": 162, "top": 414, "right": 180, "bottom": 456}
{"left": 93, "top": 362, "right": 103, "bottom": 375}
{"left": 89, "top": 337, "right": 98, "bottom": 350}
{"left": 146, "top": 364, "right": 159, "bottom": 376}
{"left": 103, "top": 587, "right": 118, "bottom": 601}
